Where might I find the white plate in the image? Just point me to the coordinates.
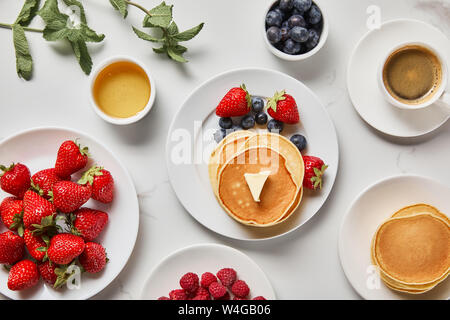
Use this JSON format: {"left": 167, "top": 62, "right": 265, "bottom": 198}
{"left": 339, "top": 175, "right": 450, "bottom": 300}
{"left": 0, "top": 127, "right": 139, "bottom": 300}
{"left": 140, "top": 243, "right": 276, "bottom": 300}
{"left": 347, "top": 19, "right": 450, "bottom": 137}
{"left": 166, "top": 68, "right": 339, "bottom": 241}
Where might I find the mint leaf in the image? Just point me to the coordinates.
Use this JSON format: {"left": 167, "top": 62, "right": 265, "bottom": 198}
{"left": 152, "top": 46, "right": 167, "bottom": 54}
{"left": 167, "top": 21, "right": 178, "bottom": 35}
{"left": 132, "top": 26, "right": 162, "bottom": 42}
{"left": 109, "top": 0, "right": 128, "bottom": 18}
{"left": 167, "top": 46, "right": 187, "bottom": 63}
{"left": 146, "top": 2, "right": 173, "bottom": 28}
{"left": 172, "top": 23, "right": 204, "bottom": 42}
{"left": 38, "top": 0, "right": 104, "bottom": 75}
{"left": 15, "top": 0, "right": 41, "bottom": 26}
{"left": 63, "top": 0, "right": 87, "bottom": 24}
{"left": 12, "top": 24, "right": 33, "bottom": 80}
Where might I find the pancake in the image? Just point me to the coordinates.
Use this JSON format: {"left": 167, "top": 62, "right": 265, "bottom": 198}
{"left": 208, "top": 131, "right": 254, "bottom": 196}
{"left": 392, "top": 203, "right": 449, "bottom": 224}
{"left": 217, "top": 146, "right": 299, "bottom": 226}
{"left": 372, "top": 213, "right": 450, "bottom": 286}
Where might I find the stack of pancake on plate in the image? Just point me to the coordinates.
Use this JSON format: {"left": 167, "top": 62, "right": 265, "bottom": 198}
{"left": 371, "top": 204, "right": 450, "bottom": 294}
{"left": 208, "top": 131, "right": 304, "bottom": 227}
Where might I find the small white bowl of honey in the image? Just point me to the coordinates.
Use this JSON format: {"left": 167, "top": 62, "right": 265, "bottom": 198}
{"left": 90, "top": 56, "right": 156, "bottom": 125}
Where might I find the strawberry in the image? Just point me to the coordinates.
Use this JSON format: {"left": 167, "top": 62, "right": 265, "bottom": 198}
{"left": 31, "top": 168, "right": 66, "bottom": 199}
{"left": 23, "top": 190, "right": 56, "bottom": 228}
{"left": 78, "top": 242, "right": 107, "bottom": 273}
{"left": 38, "top": 260, "right": 57, "bottom": 286}
{"left": 216, "top": 84, "right": 252, "bottom": 117}
{"left": 302, "top": 155, "right": 328, "bottom": 190}
{"left": 47, "top": 233, "right": 85, "bottom": 265}
{"left": 0, "top": 163, "right": 31, "bottom": 198}
{"left": 267, "top": 90, "right": 300, "bottom": 124}
{"left": 0, "top": 197, "right": 24, "bottom": 234}
{"left": 7, "top": 259, "right": 39, "bottom": 291}
{"left": 79, "top": 166, "right": 114, "bottom": 203}
{"left": 55, "top": 140, "right": 89, "bottom": 179}
{"left": 71, "top": 208, "right": 108, "bottom": 241}
{"left": 0, "top": 231, "right": 25, "bottom": 265}
{"left": 50, "top": 181, "right": 92, "bottom": 213}
{"left": 24, "top": 228, "right": 48, "bottom": 262}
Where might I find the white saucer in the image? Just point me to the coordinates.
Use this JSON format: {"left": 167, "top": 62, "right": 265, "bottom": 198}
{"left": 339, "top": 175, "right": 450, "bottom": 300}
{"left": 347, "top": 19, "right": 450, "bottom": 138}
{"left": 140, "top": 244, "right": 276, "bottom": 300}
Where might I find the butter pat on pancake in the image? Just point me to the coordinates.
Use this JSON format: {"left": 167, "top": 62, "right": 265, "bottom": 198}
{"left": 217, "top": 147, "right": 298, "bottom": 226}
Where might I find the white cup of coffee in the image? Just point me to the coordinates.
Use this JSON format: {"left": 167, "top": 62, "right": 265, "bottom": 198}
{"left": 378, "top": 42, "right": 450, "bottom": 112}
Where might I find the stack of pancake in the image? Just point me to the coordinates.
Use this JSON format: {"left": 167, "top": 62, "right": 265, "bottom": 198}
{"left": 371, "top": 204, "right": 450, "bottom": 294}
{"left": 208, "top": 131, "right": 304, "bottom": 227}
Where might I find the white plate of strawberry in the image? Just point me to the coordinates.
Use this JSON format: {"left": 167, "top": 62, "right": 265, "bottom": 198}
{"left": 166, "top": 68, "right": 339, "bottom": 240}
{"left": 0, "top": 127, "right": 139, "bottom": 299}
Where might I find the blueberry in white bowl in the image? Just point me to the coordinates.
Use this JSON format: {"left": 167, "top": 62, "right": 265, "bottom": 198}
{"left": 263, "top": 0, "right": 328, "bottom": 61}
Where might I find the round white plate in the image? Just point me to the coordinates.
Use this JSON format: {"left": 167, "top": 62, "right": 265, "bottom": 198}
{"left": 140, "top": 243, "right": 275, "bottom": 300}
{"left": 347, "top": 19, "right": 450, "bottom": 137}
{"left": 166, "top": 68, "right": 339, "bottom": 241}
{"left": 0, "top": 127, "right": 139, "bottom": 300}
{"left": 339, "top": 175, "right": 450, "bottom": 300}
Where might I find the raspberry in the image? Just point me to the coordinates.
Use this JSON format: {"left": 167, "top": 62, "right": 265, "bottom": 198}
{"left": 169, "top": 289, "right": 187, "bottom": 300}
{"left": 180, "top": 272, "right": 199, "bottom": 292}
{"left": 158, "top": 296, "right": 170, "bottom": 300}
{"left": 253, "top": 296, "right": 266, "bottom": 300}
{"left": 216, "top": 292, "right": 230, "bottom": 300}
{"left": 201, "top": 272, "right": 217, "bottom": 288}
{"left": 208, "top": 282, "right": 227, "bottom": 299}
{"left": 191, "top": 287, "right": 211, "bottom": 301}
{"left": 233, "top": 296, "right": 246, "bottom": 300}
{"left": 217, "top": 268, "right": 237, "bottom": 287}
{"left": 231, "top": 280, "right": 250, "bottom": 298}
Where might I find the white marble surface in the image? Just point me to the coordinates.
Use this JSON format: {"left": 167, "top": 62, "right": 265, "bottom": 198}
{"left": 0, "top": 0, "right": 449, "bottom": 300}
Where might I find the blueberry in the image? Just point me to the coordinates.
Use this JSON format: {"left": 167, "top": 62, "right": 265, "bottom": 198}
{"left": 291, "top": 8, "right": 302, "bottom": 16}
{"left": 280, "top": 27, "right": 290, "bottom": 42}
{"left": 214, "top": 129, "right": 226, "bottom": 143}
{"left": 231, "top": 124, "right": 242, "bottom": 132}
{"left": 251, "top": 97, "right": 264, "bottom": 113}
{"left": 287, "top": 15, "right": 306, "bottom": 28}
{"left": 266, "top": 10, "right": 282, "bottom": 27}
{"left": 267, "top": 26, "right": 282, "bottom": 44}
{"left": 290, "top": 26, "right": 309, "bottom": 43}
{"left": 279, "top": 0, "right": 293, "bottom": 11}
{"left": 281, "top": 20, "right": 290, "bottom": 29}
{"left": 241, "top": 115, "right": 255, "bottom": 130}
{"left": 273, "top": 7, "right": 285, "bottom": 20}
{"left": 283, "top": 39, "right": 302, "bottom": 55}
{"left": 290, "top": 134, "right": 307, "bottom": 151}
{"left": 219, "top": 117, "right": 233, "bottom": 129}
{"left": 308, "top": 5, "right": 322, "bottom": 24}
{"left": 255, "top": 112, "right": 268, "bottom": 125}
{"left": 293, "top": 0, "right": 312, "bottom": 12}
{"left": 306, "top": 28, "right": 320, "bottom": 50}
{"left": 267, "top": 119, "right": 284, "bottom": 133}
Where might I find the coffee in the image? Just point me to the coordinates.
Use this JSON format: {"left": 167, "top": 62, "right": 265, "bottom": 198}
{"left": 382, "top": 45, "right": 442, "bottom": 105}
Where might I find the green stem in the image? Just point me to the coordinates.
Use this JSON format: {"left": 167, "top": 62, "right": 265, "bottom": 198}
{"left": 0, "top": 22, "right": 43, "bottom": 33}
{"left": 125, "top": 0, "right": 152, "bottom": 17}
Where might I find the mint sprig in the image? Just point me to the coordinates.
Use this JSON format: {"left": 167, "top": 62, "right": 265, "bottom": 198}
{"left": 110, "top": 0, "right": 204, "bottom": 63}
{"left": 38, "top": 0, "right": 105, "bottom": 75}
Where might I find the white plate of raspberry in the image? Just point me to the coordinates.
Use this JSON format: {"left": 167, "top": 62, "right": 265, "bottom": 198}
{"left": 166, "top": 67, "right": 339, "bottom": 240}
{"left": 0, "top": 127, "right": 139, "bottom": 300}
{"left": 140, "top": 243, "right": 276, "bottom": 300}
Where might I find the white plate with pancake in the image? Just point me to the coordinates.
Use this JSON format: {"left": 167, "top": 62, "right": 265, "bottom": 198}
{"left": 347, "top": 19, "right": 450, "bottom": 138}
{"left": 166, "top": 68, "right": 338, "bottom": 240}
{"left": 140, "top": 243, "right": 276, "bottom": 300}
{"left": 339, "top": 175, "right": 450, "bottom": 300}
{"left": 0, "top": 127, "right": 139, "bottom": 300}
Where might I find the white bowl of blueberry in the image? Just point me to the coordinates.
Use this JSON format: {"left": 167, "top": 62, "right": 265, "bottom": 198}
{"left": 264, "top": 0, "right": 328, "bottom": 60}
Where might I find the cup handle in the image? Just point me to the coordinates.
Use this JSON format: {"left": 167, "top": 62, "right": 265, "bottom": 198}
{"left": 434, "top": 91, "right": 450, "bottom": 113}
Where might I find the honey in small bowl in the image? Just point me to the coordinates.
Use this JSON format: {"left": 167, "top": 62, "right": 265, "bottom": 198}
{"left": 93, "top": 61, "right": 151, "bottom": 119}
